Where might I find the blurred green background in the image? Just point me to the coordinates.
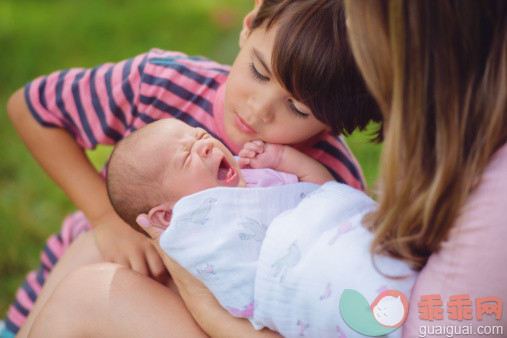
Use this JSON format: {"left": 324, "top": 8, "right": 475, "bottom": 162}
{"left": 0, "top": 0, "right": 381, "bottom": 316}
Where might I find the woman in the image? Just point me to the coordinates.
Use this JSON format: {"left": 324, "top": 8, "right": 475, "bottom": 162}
{"left": 27, "top": 0, "right": 507, "bottom": 336}
{"left": 345, "top": 0, "right": 507, "bottom": 334}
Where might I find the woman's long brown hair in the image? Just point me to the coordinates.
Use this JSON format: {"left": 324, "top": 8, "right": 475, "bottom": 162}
{"left": 346, "top": 0, "right": 507, "bottom": 271}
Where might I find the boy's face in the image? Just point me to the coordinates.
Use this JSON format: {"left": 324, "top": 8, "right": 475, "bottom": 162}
{"left": 223, "top": 24, "right": 328, "bottom": 147}
{"left": 150, "top": 120, "right": 246, "bottom": 202}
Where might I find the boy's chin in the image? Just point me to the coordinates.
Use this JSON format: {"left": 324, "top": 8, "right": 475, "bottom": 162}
{"left": 223, "top": 117, "right": 251, "bottom": 146}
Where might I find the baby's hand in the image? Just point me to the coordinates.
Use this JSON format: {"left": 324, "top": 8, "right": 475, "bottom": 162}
{"left": 238, "top": 140, "right": 284, "bottom": 169}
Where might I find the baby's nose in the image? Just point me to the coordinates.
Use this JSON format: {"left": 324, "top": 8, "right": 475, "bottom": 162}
{"left": 198, "top": 139, "right": 214, "bottom": 157}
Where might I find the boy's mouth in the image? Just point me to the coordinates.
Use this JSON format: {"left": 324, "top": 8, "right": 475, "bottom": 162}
{"left": 217, "top": 157, "right": 239, "bottom": 187}
{"left": 235, "top": 113, "right": 256, "bottom": 135}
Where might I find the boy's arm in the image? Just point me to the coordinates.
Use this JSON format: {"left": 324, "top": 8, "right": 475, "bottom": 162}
{"left": 239, "top": 140, "right": 335, "bottom": 185}
{"left": 8, "top": 89, "right": 112, "bottom": 226}
{"left": 7, "top": 88, "right": 167, "bottom": 282}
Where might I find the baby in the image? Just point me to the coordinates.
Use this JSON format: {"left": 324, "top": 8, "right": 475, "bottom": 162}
{"left": 106, "top": 119, "right": 415, "bottom": 337}
{"left": 106, "top": 118, "right": 334, "bottom": 234}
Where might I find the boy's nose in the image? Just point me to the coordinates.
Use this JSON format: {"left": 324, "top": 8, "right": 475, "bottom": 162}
{"left": 197, "top": 139, "right": 214, "bottom": 158}
{"left": 248, "top": 97, "right": 274, "bottom": 123}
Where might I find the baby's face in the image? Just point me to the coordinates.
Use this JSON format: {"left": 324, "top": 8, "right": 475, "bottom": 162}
{"left": 153, "top": 120, "right": 246, "bottom": 201}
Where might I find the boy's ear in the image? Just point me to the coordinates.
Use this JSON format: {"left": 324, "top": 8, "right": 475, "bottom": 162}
{"left": 239, "top": 0, "right": 263, "bottom": 48}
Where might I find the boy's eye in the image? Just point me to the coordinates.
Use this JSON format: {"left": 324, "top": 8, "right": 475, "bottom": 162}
{"left": 249, "top": 63, "right": 269, "bottom": 82}
{"left": 288, "top": 99, "right": 309, "bottom": 119}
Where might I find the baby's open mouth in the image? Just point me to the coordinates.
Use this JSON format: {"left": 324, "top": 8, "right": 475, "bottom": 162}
{"left": 217, "top": 157, "right": 239, "bottom": 186}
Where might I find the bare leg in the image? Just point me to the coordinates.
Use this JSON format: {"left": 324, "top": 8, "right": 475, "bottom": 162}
{"left": 17, "top": 231, "right": 102, "bottom": 338}
{"left": 28, "top": 263, "right": 207, "bottom": 337}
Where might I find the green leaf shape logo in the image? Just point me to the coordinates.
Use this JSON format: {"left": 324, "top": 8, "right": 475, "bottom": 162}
{"left": 340, "top": 289, "right": 408, "bottom": 336}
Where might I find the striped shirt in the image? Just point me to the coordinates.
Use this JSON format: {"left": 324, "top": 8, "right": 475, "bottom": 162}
{"left": 24, "top": 48, "right": 365, "bottom": 189}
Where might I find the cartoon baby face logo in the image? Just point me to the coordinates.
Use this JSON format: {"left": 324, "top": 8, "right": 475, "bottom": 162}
{"left": 371, "top": 290, "right": 409, "bottom": 328}
{"left": 340, "top": 289, "right": 409, "bottom": 336}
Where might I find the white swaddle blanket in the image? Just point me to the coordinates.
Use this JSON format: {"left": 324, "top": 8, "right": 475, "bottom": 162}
{"left": 160, "top": 182, "right": 416, "bottom": 337}
{"left": 159, "top": 182, "right": 320, "bottom": 318}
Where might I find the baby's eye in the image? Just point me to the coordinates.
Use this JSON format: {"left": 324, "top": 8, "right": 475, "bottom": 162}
{"left": 196, "top": 129, "right": 210, "bottom": 140}
{"left": 180, "top": 150, "right": 190, "bottom": 168}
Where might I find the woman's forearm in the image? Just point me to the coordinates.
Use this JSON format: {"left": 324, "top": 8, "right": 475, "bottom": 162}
{"left": 184, "top": 294, "right": 279, "bottom": 338}
{"left": 151, "top": 241, "right": 280, "bottom": 338}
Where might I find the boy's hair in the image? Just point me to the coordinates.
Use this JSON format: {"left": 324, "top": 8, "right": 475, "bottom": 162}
{"left": 251, "top": 0, "right": 382, "bottom": 138}
{"left": 106, "top": 125, "right": 167, "bottom": 235}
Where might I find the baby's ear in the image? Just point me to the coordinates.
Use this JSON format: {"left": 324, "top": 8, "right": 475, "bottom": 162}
{"left": 148, "top": 204, "right": 173, "bottom": 229}
{"left": 136, "top": 203, "right": 173, "bottom": 239}
{"left": 239, "top": 0, "right": 263, "bottom": 47}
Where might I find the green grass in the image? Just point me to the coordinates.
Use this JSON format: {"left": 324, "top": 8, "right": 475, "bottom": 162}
{"left": 0, "top": 0, "right": 381, "bottom": 316}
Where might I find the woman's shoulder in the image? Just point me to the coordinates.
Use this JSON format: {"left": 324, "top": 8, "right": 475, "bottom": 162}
{"left": 403, "top": 142, "right": 507, "bottom": 333}
{"left": 465, "top": 141, "right": 507, "bottom": 216}
{"left": 482, "top": 141, "right": 507, "bottom": 182}
{"left": 425, "top": 141, "right": 507, "bottom": 273}
{"left": 451, "top": 140, "right": 507, "bottom": 250}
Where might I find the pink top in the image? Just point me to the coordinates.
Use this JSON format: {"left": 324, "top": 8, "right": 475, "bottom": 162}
{"left": 403, "top": 142, "right": 507, "bottom": 336}
{"left": 241, "top": 168, "right": 298, "bottom": 188}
